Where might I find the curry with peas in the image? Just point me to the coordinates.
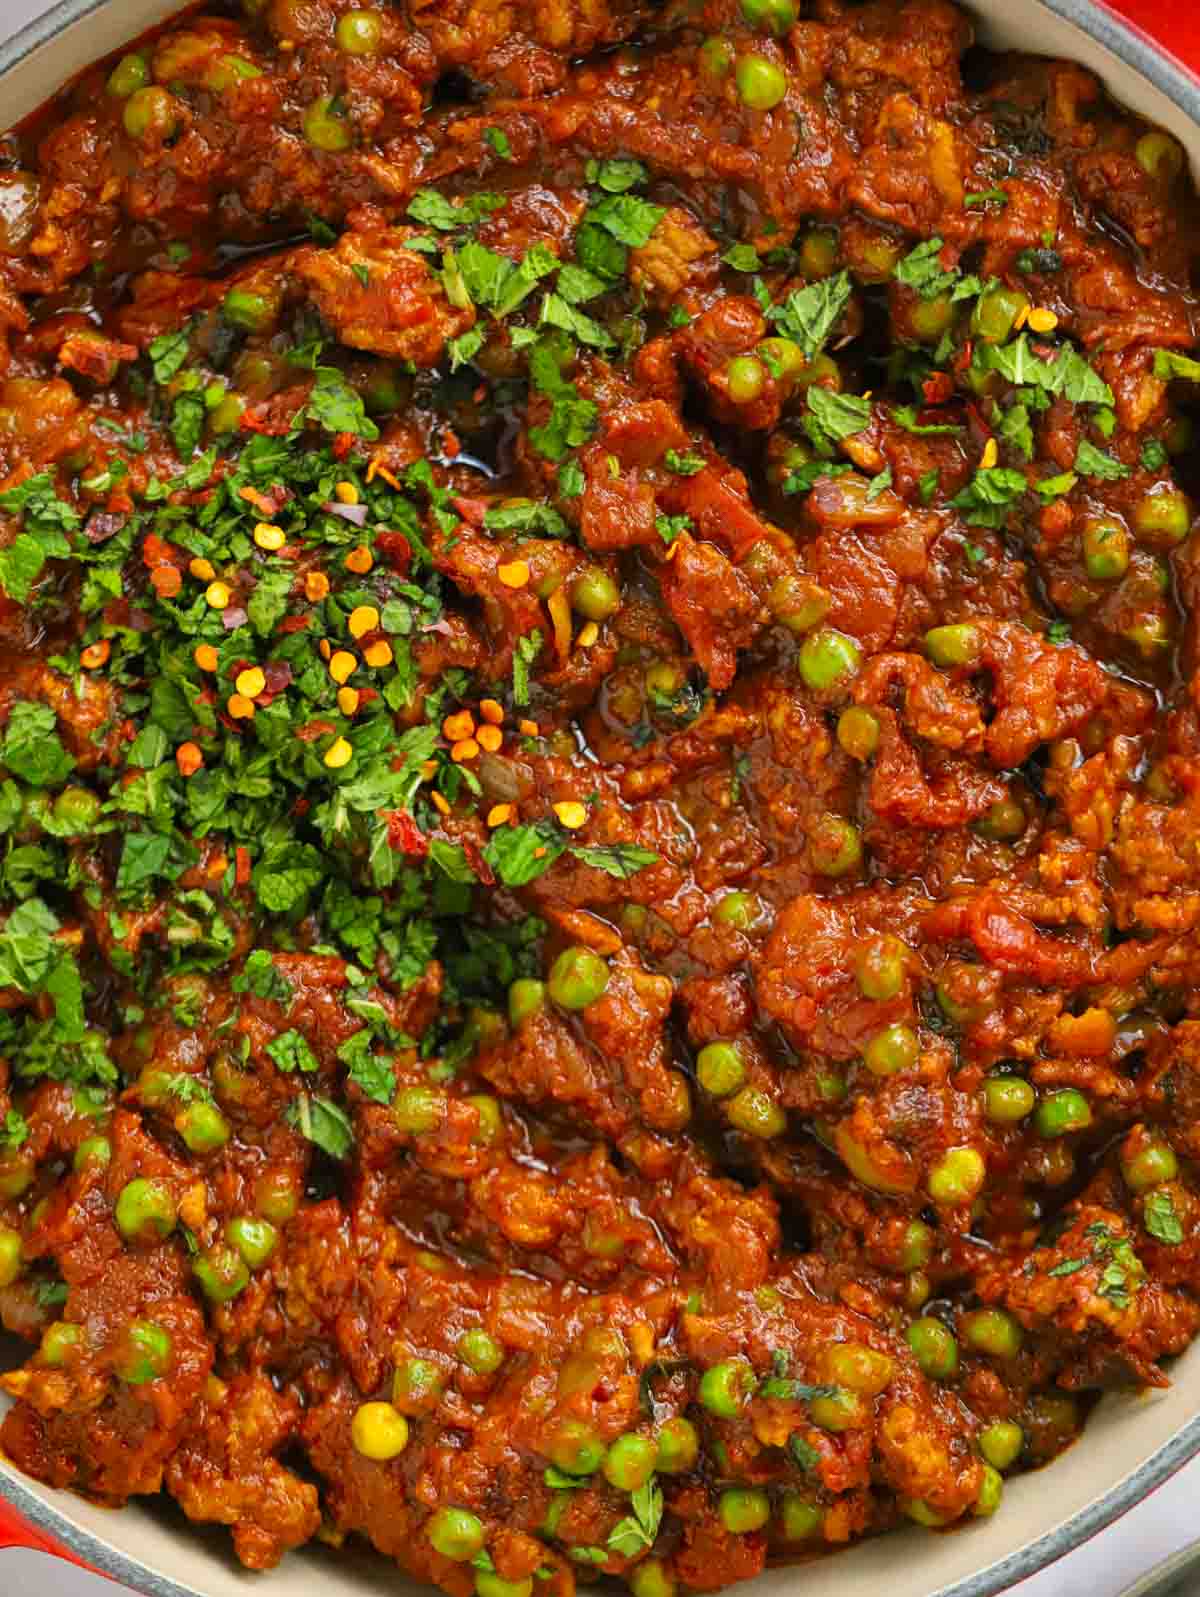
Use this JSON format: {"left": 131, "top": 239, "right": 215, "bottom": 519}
{"left": 0, "top": 0, "right": 1198, "bottom": 1588}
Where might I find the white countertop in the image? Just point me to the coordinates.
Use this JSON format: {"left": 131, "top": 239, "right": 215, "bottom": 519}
{"left": 0, "top": 0, "right": 1197, "bottom": 1592}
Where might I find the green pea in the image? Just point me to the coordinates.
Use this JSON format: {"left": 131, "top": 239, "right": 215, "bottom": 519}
{"left": 122, "top": 86, "right": 178, "bottom": 141}
{"left": 547, "top": 947, "right": 609, "bottom": 1011}
{"left": 971, "top": 287, "right": 1030, "bottom": 345}
{"left": 713, "top": 890, "right": 760, "bottom": 929}
{"left": 176, "top": 1102, "right": 230, "bottom": 1154}
{"left": 961, "top": 1308, "right": 1023, "bottom": 1359}
{"left": 925, "top": 623, "right": 981, "bottom": 668}
{"left": 628, "top": 1559, "right": 676, "bottom": 1597}
{"left": 909, "top": 292, "right": 955, "bottom": 343}
{"left": 1034, "top": 1089, "right": 1092, "bottom": 1138}
{"left": 1082, "top": 519, "right": 1130, "bottom": 580}
{"left": 0, "top": 1155, "right": 34, "bottom": 1198}
{"left": 863, "top": 1022, "right": 918, "bottom": 1077}
{"left": 73, "top": 1135, "right": 112, "bottom": 1174}
{"left": 927, "top": 1147, "right": 986, "bottom": 1206}
{"left": 645, "top": 660, "right": 686, "bottom": 701}
{"left": 855, "top": 935, "right": 907, "bottom": 1000}
{"left": 603, "top": 1433, "right": 657, "bottom": 1490}
{"left": 699, "top": 35, "right": 735, "bottom": 77}
{"left": 808, "top": 1389, "right": 865, "bottom": 1431}
{"left": 655, "top": 1415, "right": 700, "bottom": 1474}
{"left": 1136, "top": 130, "right": 1184, "bottom": 182}
{"left": 854, "top": 234, "right": 903, "bottom": 281}
{"left": 255, "top": 1168, "right": 299, "bottom": 1224}
{"left": 193, "top": 1245, "right": 250, "bottom": 1304}
{"left": 476, "top": 1576, "right": 532, "bottom": 1597}
{"left": 900, "top": 1220, "right": 934, "bottom": 1272}
{"left": 734, "top": 53, "right": 788, "bottom": 111}
{"left": 222, "top": 288, "right": 276, "bottom": 334}
{"left": 719, "top": 1488, "right": 770, "bottom": 1534}
{"left": 906, "top": 1317, "right": 958, "bottom": 1380}
{"left": 507, "top": 978, "right": 546, "bottom": 1026}
{"left": 936, "top": 975, "right": 989, "bottom": 1026}
{"left": 336, "top": 9, "right": 384, "bottom": 52}
{"left": 779, "top": 1493, "right": 823, "bottom": 1541}
{"left": 816, "top": 1067, "right": 846, "bottom": 1102}
{"left": 208, "top": 393, "right": 246, "bottom": 436}
{"left": 984, "top": 1076, "right": 1035, "bottom": 1123}
{"left": 974, "top": 1463, "right": 1003, "bottom": 1517}
{"left": 40, "top": 1320, "right": 81, "bottom": 1365}
{"left": 798, "top": 627, "right": 862, "bottom": 692}
{"left": 1124, "top": 613, "right": 1172, "bottom": 655}
{"left": 905, "top": 1270, "right": 932, "bottom": 1311}
{"left": 1122, "top": 1138, "right": 1178, "bottom": 1191}
{"left": 393, "top": 1086, "right": 446, "bottom": 1135}
{"left": 570, "top": 566, "right": 620, "bottom": 622}
{"left": 115, "top": 1177, "right": 177, "bottom": 1243}
{"left": 809, "top": 814, "right": 862, "bottom": 878}
{"left": 0, "top": 1227, "right": 22, "bottom": 1288}
{"left": 726, "top": 355, "right": 766, "bottom": 404}
{"left": 824, "top": 1342, "right": 894, "bottom": 1395}
{"left": 116, "top": 1318, "right": 172, "bottom": 1383}
{"left": 726, "top": 1085, "right": 786, "bottom": 1138}
{"left": 836, "top": 705, "right": 879, "bottom": 760}
{"left": 798, "top": 226, "right": 839, "bottom": 279}
{"left": 458, "top": 1328, "right": 504, "bottom": 1375}
{"left": 979, "top": 1420, "right": 1023, "bottom": 1470}
{"left": 904, "top": 1498, "right": 949, "bottom": 1527}
{"left": 428, "top": 1506, "right": 485, "bottom": 1561}
{"left": 392, "top": 1356, "right": 445, "bottom": 1413}
{"left": 53, "top": 786, "right": 101, "bottom": 832}
{"left": 546, "top": 1417, "right": 606, "bottom": 1475}
{"left": 303, "top": 95, "right": 352, "bottom": 153}
{"left": 976, "top": 798, "right": 1027, "bottom": 841}
{"left": 1133, "top": 486, "right": 1191, "bottom": 546}
{"left": 739, "top": 0, "right": 796, "bottom": 32}
{"left": 696, "top": 1041, "right": 746, "bottom": 1098}
{"left": 757, "top": 337, "right": 805, "bottom": 380}
{"left": 767, "top": 573, "right": 831, "bottom": 634}
{"left": 226, "top": 1216, "right": 278, "bottom": 1269}
{"left": 698, "top": 1358, "right": 757, "bottom": 1417}
{"left": 107, "top": 53, "right": 150, "bottom": 98}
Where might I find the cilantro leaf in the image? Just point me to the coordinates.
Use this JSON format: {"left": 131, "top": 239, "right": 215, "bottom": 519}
{"left": 1153, "top": 349, "right": 1200, "bottom": 383}
{"left": 722, "top": 243, "right": 761, "bottom": 272}
{"left": 170, "top": 393, "right": 206, "bottom": 460}
{"left": 895, "top": 237, "right": 958, "bottom": 299}
{"left": 484, "top": 127, "right": 512, "bottom": 160}
{"left": 586, "top": 195, "right": 665, "bottom": 249}
{"left": 950, "top": 465, "right": 1028, "bottom": 527}
{"left": 307, "top": 368, "right": 380, "bottom": 440}
{"left": 484, "top": 819, "right": 566, "bottom": 885}
{"left": 1145, "top": 1189, "right": 1183, "bottom": 1246}
{"left": 890, "top": 405, "right": 964, "bottom": 436}
{"left": 589, "top": 159, "right": 647, "bottom": 193}
{"left": 286, "top": 1093, "right": 354, "bottom": 1159}
{"left": 976, "top": 335, "right": 1112, "bottom": 405}
{"left": 1073, "top": 439, "right": 1131, "bottom": 480}
{"left": 768, "top": 270, "right": 851, "bottom": 361}
{"left": 148, "top": 325, "right": 191, "bottom": 383}
{"left": 569, "top": 843, "right": 659, "bottom": 879}
{"left": 539, "top": 292, "right": 615, "bottom": 350}
{"left": 2, "top": 702, "right": 75, "bottom": 788}
{"left": 267, "top": 1030, "right": 319, "bottom": 1074}
{"left": 512, "top": 628, "right": 543, "bottom": 706}
{"left": 804, "top": 387, "right": 871, "bottom": 449}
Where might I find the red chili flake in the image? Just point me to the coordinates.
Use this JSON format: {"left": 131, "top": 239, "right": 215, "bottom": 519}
{"left": 375, "top": 530, "right": 412, "bottom": 574}
{"left": 278, "top": 614, "right": 311, "bottom": 634}
{"left": 442, "top": 429, "right": 461, "bottom": 458}
{"left": 235, "top": 847, "right": 252, "bottom": 886}
{"left": 386, "top": 809, "right": 430, "bottom": 858}
{"left": 922, "top": 371, "right": 954, "bottom": 407}
{"left": 332, "top": 431, "right": 354, "bottom": 460}
{"left": 295, "top": 719, "right": 337, "bottom": 742}
{"left": 450, "top": 496, "right": 487, "bottom": 526}
{"left": 292, "top": 796, "right": 311, "bottom": 816}
{"left": 461, "top": 835, "right": 495, "bottom": 886}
